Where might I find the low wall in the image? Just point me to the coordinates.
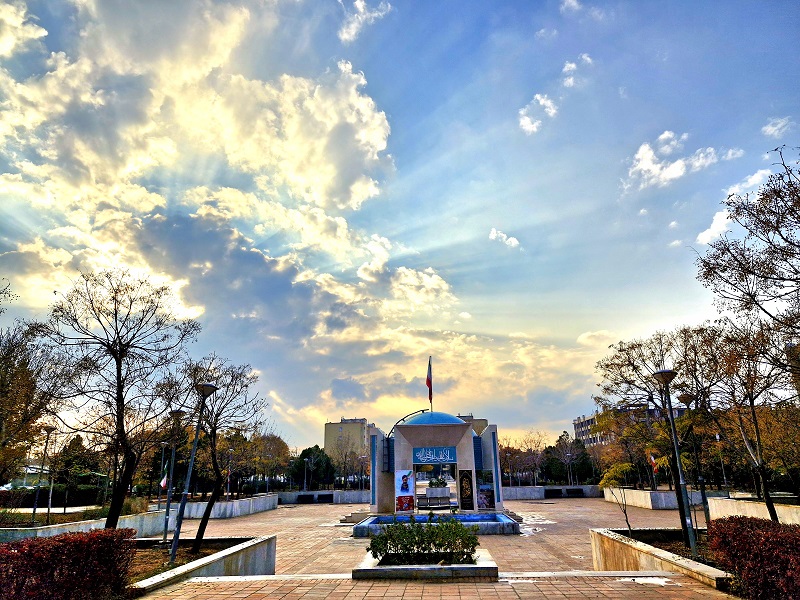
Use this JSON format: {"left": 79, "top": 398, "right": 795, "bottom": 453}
{"left": 590, "top": 528, "right": 731, "bottom": 590}
{"left": 708, "top": 497, "right": 800, "bottom": 524}
{"left": 0, "top": 509, "right": 174, "bottom": 542}
{"left": 603, "top": 488, "right": 727, "bottom": 510}
{"left": 131, "top": 535, "right": 276, "bottom": 595}
{"left": 501, "top": 485, "right": 601, "bottom": 500}
{"left": 182, "top": 493, "right": 278, "bottom": 519}
{"left": 278, "top": 490, "right": 370, "bottom": 504}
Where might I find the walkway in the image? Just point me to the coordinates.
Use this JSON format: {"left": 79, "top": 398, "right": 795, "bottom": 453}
{"left": 143, "top": 497, "right": 733, "bottom": 599}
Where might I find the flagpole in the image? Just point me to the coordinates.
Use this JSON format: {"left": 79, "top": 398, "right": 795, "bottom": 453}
{"left": 426, "top": 356, "right": 433, "bottom": 412}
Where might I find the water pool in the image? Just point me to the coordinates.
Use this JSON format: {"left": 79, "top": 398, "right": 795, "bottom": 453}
{"left": 352, "top": 513, "right": 520, "bottom": 537}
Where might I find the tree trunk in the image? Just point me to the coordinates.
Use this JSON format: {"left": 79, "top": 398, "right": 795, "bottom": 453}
{"left": 757, "top": 463, "right": 780, "bottom": 523}
{"left": 191, "top": 474, "right": 223, "bottom": 553}
{"left": 105, "top": 450, "right": 138, "bottom": 528}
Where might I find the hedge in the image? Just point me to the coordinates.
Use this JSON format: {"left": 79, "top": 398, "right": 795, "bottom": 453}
{"left": 709, "top": 516, "right": 800, "bottom": 600}
{"left": 366, "top": 514, "right": 479, "bottom": 565}
{"left": 0, "top": 485, "right": 103, "bottom": 509}
{"left": 0, "top": 528, "right": 136, "bottom": 600}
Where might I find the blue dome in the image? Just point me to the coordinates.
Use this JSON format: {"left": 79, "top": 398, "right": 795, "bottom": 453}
{"left": 402, "top": 411, "right": 465, "bottom": 426}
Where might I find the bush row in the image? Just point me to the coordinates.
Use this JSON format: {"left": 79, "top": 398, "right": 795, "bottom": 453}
{"left": 0, "top": 485, "right": 104, "bottom": 509}
{"left": 0, "top": 528, "right": 136, "bottom": 600}
{"left": 709, "top": 516, "right": 800, "bottom": 599}
{"left": 366, "top": 514, "right": 479, "bottom": 565}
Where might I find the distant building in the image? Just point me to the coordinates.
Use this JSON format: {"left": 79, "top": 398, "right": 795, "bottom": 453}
{"left": 324, "top": 417, "right": 374, "bottom": 453}
{"left": 574, "top": 404, "right": 687, "bottom": 447}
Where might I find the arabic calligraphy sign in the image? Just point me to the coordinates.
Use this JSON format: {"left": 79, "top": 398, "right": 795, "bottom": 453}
{"left": 413, "top": 446, "right": 457, "bottom": 464}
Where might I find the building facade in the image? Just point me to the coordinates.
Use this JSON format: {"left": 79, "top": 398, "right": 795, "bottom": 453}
{"left": 324, "top": 417, "right": 374, "bottom": 454}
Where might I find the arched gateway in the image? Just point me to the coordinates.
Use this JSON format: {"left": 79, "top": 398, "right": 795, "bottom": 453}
{"left": 368, "top": 411, "right": 505, "bottom": 514}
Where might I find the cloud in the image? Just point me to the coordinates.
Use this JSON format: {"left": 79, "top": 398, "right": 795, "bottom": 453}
{"left": 761, "top": 116, "right": 794, "bottom": 139}
{"left": 560, "top": 0, "right": 582, "bottom": 13}
{"left": 489, "top": 228, "right": 522, "bottom": 250}
{"left": 518, "top": 94, "right": 558, "bottom": 135}
{"left": 626, "top": 132, "right": 722, "bottom": 190}
{"left": 0, "top": 2, "right": 46, "bottom": 58}
{"left": 668, "top": 221, "right": 678, "bottom": 229}
{"left": 576, "top": 330, "right": 615, "bottom": 347}
{"left": 725, "top": 168, "right": 772, "bottom": 196}
{"left": 723, "top": 148, "right": 745, "bottom": 160}
{"left": 668, "top": 239, "right": 682, "bottom": 248}
{"left": 535, "top": 28, "right": 558, "bottom": 41}
{"left": 696, "top": 210, "right": 729, "bottom": 245}
{"left": 561, "top": 53, "right": 593, "bottom": 87}
{"left": 338, "top": 0, "right": 391, "bottom": 44}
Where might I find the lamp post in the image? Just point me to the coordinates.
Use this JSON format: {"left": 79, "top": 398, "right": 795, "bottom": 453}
{"left": 715, "top": 434, "right": 728, "bottom": 488}
{"left": 169, "top": 383, "right": 217, "bottom": 564}
{"left": 162, "top": 409, "right": 185, "bottom": 544}
{"left": 653, "top": 369, "right": 697, "bottom": 558}
{"left": 227, "top": 448, "right": 233, "bottom": 501}
{"left": 31, "top": 425, "right": 56, "bottom": 526}
{"left": 566, "top": 453, "right": 573, "bottom": 486}
{"left": 303, "top": 457, "right": 309, "bottom": 492}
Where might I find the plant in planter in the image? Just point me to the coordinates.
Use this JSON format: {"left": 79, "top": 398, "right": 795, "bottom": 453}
{"left": 428, "top": 477, "right": 447, "bottom": 488}
{"left": 366, "top": 514, "right": 478, "bottom": 566}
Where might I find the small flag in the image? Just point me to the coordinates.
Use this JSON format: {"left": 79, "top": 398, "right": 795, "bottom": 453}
{"left": 160, "top": 462, "right": 169, "bottom": 489}
{"left": 649, "top": 454, "right": 658, "bottom": 474}
{"left": 426, "top": 357, "right": 432, "bottom": 402}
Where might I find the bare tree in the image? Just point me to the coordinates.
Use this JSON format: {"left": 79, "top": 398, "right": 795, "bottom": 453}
{"left": 187, "top": 354, "right": 263, "bottom": 552}
{"left": 38, "top": 270, "right": 199, "bottom": 528}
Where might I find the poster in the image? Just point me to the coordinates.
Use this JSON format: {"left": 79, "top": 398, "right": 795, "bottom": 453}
{"left": 395, "top": 470, "right": 415, "bottom": 512}
{"left": 458, "top": 470, "right": 474, "bottom": 511}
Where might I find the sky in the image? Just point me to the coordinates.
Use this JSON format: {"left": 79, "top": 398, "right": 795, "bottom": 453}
{"left": 0, "top": 0, "right": 798, "bottom": 450}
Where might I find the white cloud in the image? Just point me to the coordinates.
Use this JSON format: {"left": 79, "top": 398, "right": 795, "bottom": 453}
{"left": 696, "top": 210, "right": 730, "bottom": 245}
{"left": 725, "top": 168, "right": 772, "bottom": 196}
{"left": 576, "top": 330, "right": 615, "bottom": 347}
{"left": 560, "top": 0, "right": 582, "bottom": 13}
{"left": 562, "top": 76, "right": 575, "bottom": 88}
{"left": 761, "top": 116, "right": 794, "bottom": 139}
{"left": 338, "top": 0, "right": 391, "bottom": 44}
{"left": 0, "top": 2, "right": 46, "bottom": 58}
{"left": 639, "top": 208, "right": 648, "bottom": 216}
{"left": 489, "top": 228, "right": 522, "bottom": 250}
{"left": 458, "top": 312, "right": 472, "bottom": 320}
{"left": 627, "top": 132, "right": 722, "bottom": 190}
{"left": 579, "top": 53, "right": 593, "bottom": 65}
{"left": 668, "top": 221, "right": 678, "bottom": 229}
{"left": 535, "top": 28, "right": 558, "bottom": 41}
{"left": 518, "top": 94, "right": 557, "bottom": 135}
{"left": 668, "top": 240, "right": 682, "bottom": 248}
{"left": 563, "top": 61, "right": 577, "bottom": 73}
{"left": 723, "top": 148, "right": 745, "bottom": 160}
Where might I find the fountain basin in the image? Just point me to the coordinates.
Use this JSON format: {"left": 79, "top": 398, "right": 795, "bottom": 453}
{"left": 352, "top": 512, "right": 519, "bottom": 537}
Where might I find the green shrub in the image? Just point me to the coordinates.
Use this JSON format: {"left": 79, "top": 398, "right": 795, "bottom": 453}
{"left": 709, "top": 516, "right": 800, "bottom": 599}
{"left": 366, "top": 514, "right": 479, "bottom": 565}
{"left": 428, "top": 477, "right": 447, "bottom": 488}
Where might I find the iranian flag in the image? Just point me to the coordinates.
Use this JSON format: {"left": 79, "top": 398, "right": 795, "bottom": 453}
{"left": 160, "top": 462, "right": 169, "bottom": 489}
{"left": 426, "top": 356, "right": 432, "bottom": 402}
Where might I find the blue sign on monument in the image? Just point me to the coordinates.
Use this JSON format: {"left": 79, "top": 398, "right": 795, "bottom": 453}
{"left": 413, "top": 446, "right": 457, "bottom": 464}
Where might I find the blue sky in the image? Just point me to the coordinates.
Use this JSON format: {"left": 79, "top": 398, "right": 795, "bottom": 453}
{"left": 0, "top": 0, "right": 797, "bottom": 450}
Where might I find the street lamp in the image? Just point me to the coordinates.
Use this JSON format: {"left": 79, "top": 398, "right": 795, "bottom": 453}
{"left": 653, "top": 369, "right": 698, "bottom": 559}
{"left": 162, "top": 409, "right": 185, "bottom": 544}
{"left": 566, "top": 453, "right": 573, "bottom": 486}
{"left": 170, "top": 383, "right": 218, "bottom": 564}
{"left": 303, "top": 457, "right": 309, "bottom": 492}
{"left": 227, "top": 448, "right": 233, "bottom": 501}
{"left": 31, "top": 425, "right": 56, "bottom": 526}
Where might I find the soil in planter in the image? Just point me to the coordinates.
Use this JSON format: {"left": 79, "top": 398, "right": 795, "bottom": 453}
{"left": 647, "top": 538, "right": 718, "bottom": 568}
{"left": 128, "top": 541, "right": 238, "bottom": 582}
{"left": 377, "top": 552, "right": 475, "bottom": 566}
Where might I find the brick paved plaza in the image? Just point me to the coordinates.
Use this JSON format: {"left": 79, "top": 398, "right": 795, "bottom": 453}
{"left": 143, "top": 497, "right": 735, "bottom": 599}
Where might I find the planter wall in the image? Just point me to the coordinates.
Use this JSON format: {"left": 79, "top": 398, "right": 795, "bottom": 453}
{"left": 590, "top": 528, "right": 731, "bottom": 590}
{"left": 182, "top": 493, "right": 278, "bottom": 519}
{"left": 352, "top": 548, "right": 498, "bottom": 580}
{"left": 425, "top": 487, "right": 450, "bottom": 498}
{"left": 500, "top": 485, "right": 602, "bottom": 500}
{"left": 0, "top": 509, "right": 174, "bottom": 542}
{"left": 278, "top": 490, "right": 370, "bottom": 504}
{"left": 602, "top": 487, "right": 727, "bottom": 510}
{"left": 708, "top": 497, "right": 800, "bottom": 524}
{"left": 131, "top": 535, "right": 277, "bottom": 595}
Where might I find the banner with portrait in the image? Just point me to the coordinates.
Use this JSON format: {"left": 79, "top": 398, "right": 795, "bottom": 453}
{"left": 395, "top": 470, "right": 415, "bottom": 512}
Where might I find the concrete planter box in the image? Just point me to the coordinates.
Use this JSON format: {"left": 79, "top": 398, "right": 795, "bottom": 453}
{"left": 278, "top": 490, "right": 370, "bottom": 504}
{"left": 602, "top": 487, "right": 727, "bottom": 510}
{"left": 181, "top": 493, "right": 278, "bottom": 519}
{"left": 708, "top": 497, "right": 800, "bottom": 524}
{"left": 131, "top": 535, "right": 276, "bottom": 595}
{"left": 590, "top": 528, "right": 731, "bottom": 590}
{"left": 500, "top": 485, "right": 602, "bottom": 500}
{"left": 352, "top": 548, "right": 497, "bottom": 580}
{"left": 0, "top": 509, "right": 174, "bottom": 542}
{"left": 425, "top": 487, "right": 450, "bottom": 498}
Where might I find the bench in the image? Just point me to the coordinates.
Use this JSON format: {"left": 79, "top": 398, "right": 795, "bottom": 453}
{"left": 565, "top": 488, "right": 585, "bottom": 497}
{"left": 416, "top": 496, "right": 451, "bottom": 510}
